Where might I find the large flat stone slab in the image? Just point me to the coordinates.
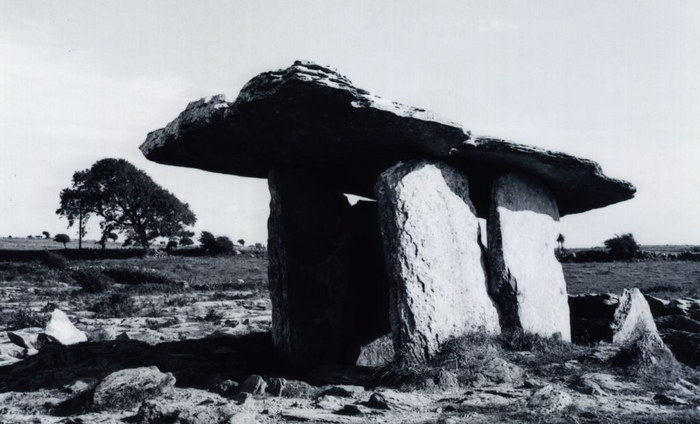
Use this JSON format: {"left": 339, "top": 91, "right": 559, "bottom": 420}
{"left": 140, "top": 61, "right": 635, "bottom": 217}
{"left": 376, "top": 161, "right": 500, "bottom": 363}
{"left": 488, "top": 172, "right": 571, "bottom": 341}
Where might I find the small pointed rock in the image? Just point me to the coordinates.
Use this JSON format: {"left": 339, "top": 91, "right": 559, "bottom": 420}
{"left": 42, "top": 309, "right": 87, "bottom": 347}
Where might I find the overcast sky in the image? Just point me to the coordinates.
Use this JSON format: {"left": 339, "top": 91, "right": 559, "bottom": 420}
{"left": 1, "top": 1, "right": 698, "bottom": 248}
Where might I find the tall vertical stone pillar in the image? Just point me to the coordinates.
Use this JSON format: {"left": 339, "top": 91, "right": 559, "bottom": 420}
{"left": 268, "top": 169, "right": 354, "bottom": 367}
{"left": 376, "top": 161, "right": 501, "bottom": 364}
{"left": 268, "top": 169, "right": 391, "bottom": 367}
{"left": 487, "top": 172, "right": 571, "bottom": 341}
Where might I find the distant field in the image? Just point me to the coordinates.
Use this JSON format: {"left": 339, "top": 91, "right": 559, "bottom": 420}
{"left": 1, "top": 238, "right": 699, "bottom": 300}
{"left": 0, "top": 237, "right": 122, "bottom": 250}
{"left": 564, "top": 260, "right": 700, "bottom": 299}
{"left": 569, "top": 245, "right": 700, "bottom": 253}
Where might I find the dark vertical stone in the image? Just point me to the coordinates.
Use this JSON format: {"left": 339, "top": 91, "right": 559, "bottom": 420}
{"left": 267, "top": 170, "right": 390, "bottom": 368}
{"left": 347, "top": 201, "right": 391, "bottom": 349}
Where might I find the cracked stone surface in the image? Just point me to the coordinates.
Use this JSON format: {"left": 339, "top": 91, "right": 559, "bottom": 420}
{"left": 140, "top": 61, "right": 635, "bottom": 217}
{"left": 488, "top": 172, "right": 571, "bottom": 341}
{"left": 376, "top": 160, "right": 500, "bottom": 363}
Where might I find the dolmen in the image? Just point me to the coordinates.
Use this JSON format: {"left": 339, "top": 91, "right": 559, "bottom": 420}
{"left": 140, "top": 61, "right": 635, "bottom": 367}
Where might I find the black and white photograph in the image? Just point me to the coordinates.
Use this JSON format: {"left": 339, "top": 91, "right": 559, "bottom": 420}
{"left": 0, "top": 1, "right": 699, "bottom": 422}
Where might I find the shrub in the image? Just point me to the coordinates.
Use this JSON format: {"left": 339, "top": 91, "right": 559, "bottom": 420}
{"left": 166, "top": 240, "right": 178, "bottom": 250}
{"left": 199, "top": 231, "right": 234, "bottom": 255}
{"left": 214, "top": 236, "right": 234, "bottom": 253}
{"left": 201, "top": 308, "right": 224, "bottom": 322}
{"left": 41, "top": 250, "right": 69, "bottom": 270}
{"left": 91, "top": 293, "right": 137, "bottom": 318}
{"left": 53, "top": 233, "right": 71, "bottom": 248}
{"left": 179, "top": 237, "right": 194, "bottom": 246}
{"left": 73, "top": 269, "right": 113, "bottom": 293}
{"left": 199, "top": 231, "right": 216, "bottom": 248}
{"left": 1, "top": 304, "right": 47, "bottom": 330}
{"left": 604, "top": 233, "right": 640, "bottom": 260}
{"left": 379, "top": 331, "right": 501, "bottom": 388}
{"left": 103, "top": 266, "right": 176, "bottom": 285}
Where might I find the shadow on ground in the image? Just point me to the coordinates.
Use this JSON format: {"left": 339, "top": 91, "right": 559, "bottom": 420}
{"left": 0, "top": 332, "right": 376, "bottom": 394}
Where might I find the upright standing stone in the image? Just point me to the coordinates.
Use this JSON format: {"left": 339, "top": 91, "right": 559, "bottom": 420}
{"left": 347, "top": 201, "right": 392, "bottom": 347}
{"left": 376, "top": 161, "right": 501, "bottom": 364}
{"left": 268, "top": 169, "right": 354, "bottom": 367}
{"left": 487, "top": 172, "right": 571, "bottom": 341}
{"left": 268, "top": 170, "right": 390, "bottom": 367}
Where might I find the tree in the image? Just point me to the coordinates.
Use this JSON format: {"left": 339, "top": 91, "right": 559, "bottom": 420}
{"left": 54, "top": 233, "right": 70, "bottom": 248}
{"left": 56, "top": 170, "right": 96, "bottom": 250}
{"left": 556, "top": 233, "right": 565, "bottom": 250}
{"left": 199, "top": 231, "right": 216, "bottom": 249}
{"left": 179, "top": 237, "right": 194, "bottom": 246}
{"left": 42, "top": 231, "right": 50, "bottom": 239}
{"left": 199, "top": 231, "right": 234, "bottom": 255}
{"left": 237, "top": 239, "right": 245, "bottom": 246}
{"left": 96, "top": 230, "right": 118, "bottom": 249}
{"left": 604, "top": 233, "right": 639, "bottom": 260}
{"left": 57, "top": 159, "right": 196, "bottom": 249}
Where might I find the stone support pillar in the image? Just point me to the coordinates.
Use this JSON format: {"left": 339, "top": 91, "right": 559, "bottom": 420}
{"left": 487, "top": 172, "right": 571, "bottom": 341}
{"left": 375, "top": 161, "right": 501, "bottom": 364}
{"left": 267, "top": 169, "right": 390, "bottom": 367}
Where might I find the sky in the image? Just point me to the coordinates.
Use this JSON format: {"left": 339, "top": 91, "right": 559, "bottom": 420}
{"left": 0, "top": 0, "right": 698, "bottom": 248}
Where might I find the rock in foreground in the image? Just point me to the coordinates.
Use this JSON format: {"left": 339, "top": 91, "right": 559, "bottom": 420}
{"left": 570, "top": 289, "right": 658, "bottom": 345}
{"left": 92, "top": 366, "right": 175, "bottom": 411}
{"left": 40, "top": 309, "right": 87, "bottom": 347}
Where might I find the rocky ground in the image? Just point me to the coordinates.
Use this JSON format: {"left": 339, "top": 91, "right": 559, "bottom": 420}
{"left": 1, "top": 254, "right": 699, "bottom": 423}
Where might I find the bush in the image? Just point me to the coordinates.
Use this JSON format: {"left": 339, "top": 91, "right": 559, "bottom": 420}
{"left": 201, "top": 308, "right": 224, "bottom": 322}
{"left": 41, "top": 250, "right": 69, "bottom": 270}
{"left": 604, "top": 233, "right": 639, "bottom": 260}
{"left": 199, "top": 231, "right": 215, "bottom": 248}
{"left": 90, "top": 293, "right": 137, "bottom": 318}
{"left": 103, "top": 266, "right": 177, "bottom": 285}
{"left": 1, "top": 304, "right": 47, "bottom": 330}
{"left": 73, "top": 269, "right": 113, "bottom": 293}
{"left": 179, "top": 237, "right": 194, "bottom": 246}
{"left": 380, "top": 331, "right": 500, "bottom": 388}
{"left": 199, "top": 231, "right": 234, "bottom": 255}
{"left": 54, "top": 233, "right": 71, "bottom": 248}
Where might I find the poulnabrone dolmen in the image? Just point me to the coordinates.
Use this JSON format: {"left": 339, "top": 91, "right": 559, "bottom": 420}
{"left": 140, "top": 61, "right": 636, "bottom": 367}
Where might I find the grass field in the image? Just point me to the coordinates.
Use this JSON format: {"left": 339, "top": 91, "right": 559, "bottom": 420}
{"left": 0, "top": 254, "right": 269, "bottom": 333}
{"left": 0, "top": 237, "right": 122, "bottom": 250}
{"left": 564, "top": 260, "right": 700, "bottom": 298}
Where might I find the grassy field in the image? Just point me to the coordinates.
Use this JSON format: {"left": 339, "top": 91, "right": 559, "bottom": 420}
{"left": 0, "top": 237, "right": 122, "bottom": 250}
{"left": 0, "top": 253, "right": 269, "bottom": 332}
{"left": 564, "top": 260, "right": 700, "bottom": 298}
